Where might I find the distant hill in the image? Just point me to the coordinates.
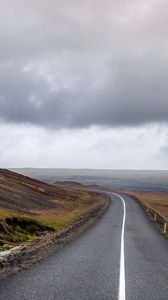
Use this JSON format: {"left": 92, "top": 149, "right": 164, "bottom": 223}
{"left": 12, "top": 168, "right": 168, "bottom": 192}
{"left": 55, "top": 181, "right": 84, "bottom": 187}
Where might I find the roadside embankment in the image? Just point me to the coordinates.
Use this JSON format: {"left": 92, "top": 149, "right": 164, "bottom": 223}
{"left": 0, "top": 194, "right": 110, "bottom": 279}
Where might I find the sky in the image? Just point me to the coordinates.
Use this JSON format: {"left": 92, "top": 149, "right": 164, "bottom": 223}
{"left": 0, "top": 0, "right": 168, "bottom": 169}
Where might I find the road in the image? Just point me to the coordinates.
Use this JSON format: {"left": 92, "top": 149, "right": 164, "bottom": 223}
{"left": 0, "top": 193, "right": 168, "bottom": 300}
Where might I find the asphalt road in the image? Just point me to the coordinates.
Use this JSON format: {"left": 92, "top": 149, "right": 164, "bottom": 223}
{"left": 0, "top": 193, "right": 168, "bottom": 300}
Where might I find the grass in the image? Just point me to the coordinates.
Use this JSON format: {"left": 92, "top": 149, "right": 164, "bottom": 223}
{"left": 0, "top": 215, "right": 51, "bottom": 251}
{"left": 0, "top": 169, "right": 108, "bottom": 250}
{"left": 113, "top": 189, "right": 168, "bottom": 221}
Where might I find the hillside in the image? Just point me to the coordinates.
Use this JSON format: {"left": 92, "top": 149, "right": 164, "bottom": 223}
{"left": 0, "top": 169, "right": 69, "bottom": 213}
{"left": 0, "top": 169, "right": 108, "bottom": 251}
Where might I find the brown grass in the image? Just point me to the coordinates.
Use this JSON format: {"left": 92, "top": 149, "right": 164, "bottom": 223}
{"left": 0, "top": 169, "right": 108, "bottom": 249}
{"left": 112, "top": 189, "right": 168, "bottom": 221}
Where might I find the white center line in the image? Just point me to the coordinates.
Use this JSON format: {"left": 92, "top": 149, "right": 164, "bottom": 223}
{"left": 112, "top": 192, "right": 126, "bottom": 300}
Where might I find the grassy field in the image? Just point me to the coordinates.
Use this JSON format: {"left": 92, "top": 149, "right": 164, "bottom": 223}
{"left": 0, "top": 170, "right": 108, "bottom": 251}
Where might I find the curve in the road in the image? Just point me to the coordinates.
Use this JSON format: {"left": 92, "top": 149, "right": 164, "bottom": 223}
{"left": 0, "top": 193, "right": 168, "bottom": 300}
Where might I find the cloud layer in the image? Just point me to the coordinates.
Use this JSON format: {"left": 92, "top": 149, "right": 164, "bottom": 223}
{"left": 0, "top": 0, "right": 168, "bottom": 129}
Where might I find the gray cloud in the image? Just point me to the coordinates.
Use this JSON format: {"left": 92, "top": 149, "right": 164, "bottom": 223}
{"left": 0, "top": 0, "right": 168, "bottom": 129}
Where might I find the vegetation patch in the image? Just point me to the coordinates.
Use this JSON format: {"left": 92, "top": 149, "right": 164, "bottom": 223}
{"left": 0, "top": 216, "right": 53, "bottom": 251}
{"left": 0, "top": 169, "right": 109, "bottom": 252}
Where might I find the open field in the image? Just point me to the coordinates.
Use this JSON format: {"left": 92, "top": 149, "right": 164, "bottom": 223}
{"left": 0, "top": 169, "right": 108, "bottom": 251}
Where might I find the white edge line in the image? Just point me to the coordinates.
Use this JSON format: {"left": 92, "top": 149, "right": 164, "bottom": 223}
{"left": 112, "top": 192, "right": 126, "bottom": 300}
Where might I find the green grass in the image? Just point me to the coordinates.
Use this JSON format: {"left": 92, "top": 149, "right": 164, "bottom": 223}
{"left": 0, "top": 216, "right": 52, "bottom": 250}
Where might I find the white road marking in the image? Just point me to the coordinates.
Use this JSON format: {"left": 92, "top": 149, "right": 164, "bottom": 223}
{"left": 112, "top": 193, "right": 126, "bottom": 300}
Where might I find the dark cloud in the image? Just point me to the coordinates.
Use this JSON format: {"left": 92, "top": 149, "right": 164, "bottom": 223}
{"left": 0, "top": 0, "right": 168, "bottom": 129}
{"left": 0, "top": 51, "right": 168, "bottom": 129}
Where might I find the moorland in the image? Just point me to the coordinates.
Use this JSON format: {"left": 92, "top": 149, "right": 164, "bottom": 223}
{"left": 0, "top": 169, "right": 107, "bottom": 252}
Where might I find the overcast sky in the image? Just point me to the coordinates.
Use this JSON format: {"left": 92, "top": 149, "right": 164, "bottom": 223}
{"left": 0, "top": 0, "right": 168, "bottom": 169}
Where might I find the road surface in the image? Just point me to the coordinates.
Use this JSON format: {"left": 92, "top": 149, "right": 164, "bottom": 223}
{"left": 0, "top": 193, "right": 168, "bottom": 300}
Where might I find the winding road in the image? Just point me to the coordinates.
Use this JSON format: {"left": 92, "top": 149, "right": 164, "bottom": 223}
{"left": 0, "top": 193, "right": 168, "bottom": 299}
